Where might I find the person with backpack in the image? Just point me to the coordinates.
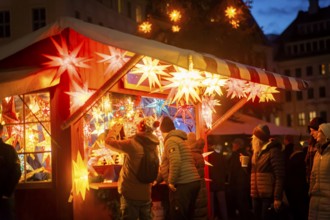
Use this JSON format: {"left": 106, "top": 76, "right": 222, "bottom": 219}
{"left": 105, "top": 116, "right": 160, "bottom": 220}
{"left": 155, "top": 116, "right": 201, "bottom": 220}
{"left": 0, "top": 124, "right": 22, "bottom": 220}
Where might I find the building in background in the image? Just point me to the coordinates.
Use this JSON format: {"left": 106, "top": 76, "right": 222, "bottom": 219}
{"left": 274, "top": 0, "right": 330, "bottom": 135}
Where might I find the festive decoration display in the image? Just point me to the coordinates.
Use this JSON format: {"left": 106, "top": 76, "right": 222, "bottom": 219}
{"left": 202, "top": 72, "right": 227, "bottom": 96}
{"left": 173, "top": 104, "right": 194, "bottom": 123}
{"left": 96, "top": 46, "right": 129, "bottom": 77}
{"left": 202, "top": 96, "right": 221, "bottom": 129}
{"left": 66, "top": 82, "right": 94, "bottom": 111}
{"left": 138, "top": 21, "right": 152, "bottom": 33}
{"left": 43, "top": 37, "right": 90, "bottom": 85}
{"left": 73, "top": 151, "right": 89, "bottom": 200}
{"left": 169, "top": 9, "right": 182, "bottom": 23}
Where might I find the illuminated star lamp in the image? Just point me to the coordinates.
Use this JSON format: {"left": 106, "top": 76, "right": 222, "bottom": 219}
{"left": 130, "top": 57, "right": 170, "bottom": 89}
{"left": 173, "top": 104, "right": 194, "bottom": 124}
{"left": 202, "top": 96, "right": 221, "bottom": 129}
{"left": 73, "top": 151, "right": 89, "bottom": 200}
{"left": 172, "top": 25, "right": 181, "bottom": 32}
{"left": 43, "top": 37, "right": 90, "bottom": 85}
{"left": 96, "top": 46, "right": 129, "bottom": 77}
{"left": 145, "top": 98, "right": 170, "bottom": 117}
{"left": 244, "top": 82, "right": 279, "bottom": 102}
{"left": 225, "top": 6, "right": 237, "bottom": 19}
{"left": 169, "top": 9, "right": 182, "bottom": 23}
{"left": 163, "top": 65, "right": 204, "bottom": 104}
{"left": 225, "top": 78, "right": 247, "bottom": 99}
{"left": 66, "top": 81, "right": 94, "bottom": 111}
{"left": 138, "top": 21, "right": 152, "bottom": 34}
{"left": 202, "top": 72, "right": 227, "bottom": 96}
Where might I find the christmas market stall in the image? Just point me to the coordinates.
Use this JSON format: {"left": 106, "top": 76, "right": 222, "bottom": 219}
{"left": 0, "top": 17, "right": 310, "bottom": 220}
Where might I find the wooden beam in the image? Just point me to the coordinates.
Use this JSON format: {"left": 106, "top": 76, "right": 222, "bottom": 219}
{"left": 61, "top": 54, "right": 144, "bottom": 130}
{"left": 206, "top": 98, "right": 248, "bottom": 135}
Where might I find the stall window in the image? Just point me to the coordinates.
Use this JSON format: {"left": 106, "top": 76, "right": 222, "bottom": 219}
{"left": 1, "top": 93, "right": 52, "bottom": 183}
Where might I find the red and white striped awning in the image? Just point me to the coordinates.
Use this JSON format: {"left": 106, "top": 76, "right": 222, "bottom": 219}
{"left": 0, "top": 16, "right": 309, "bottom": 98}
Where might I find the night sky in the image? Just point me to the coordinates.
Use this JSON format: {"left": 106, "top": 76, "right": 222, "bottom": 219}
{"left": 251, "top": 0, "right": 330, "bottom": 35}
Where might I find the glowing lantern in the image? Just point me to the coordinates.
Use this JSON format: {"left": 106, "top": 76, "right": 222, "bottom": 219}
{"left": 43, "top": 37, "right": 90, "bottom": 84}
{"left": 202, "top": 96, "right": 220, "bottom": 129}
{"left": 202, "top": 72, "right": 227, "bottom": 96}
{"left": 169, "top": 9, "right": 182, "bottom": 22}
{"left": 172, "top": 25, "right": 181, "bottom": 32}
{"left": 66, "top": 82, "right": 94, "bottom": 111}
{"left": 73, "top": 152, "right": 89, "bottom": 200}
{"left": 225, "top": 6, "right": 237, "bottom": 19}
{"left": 139, "top": 21, "right": 152, "bottom": 33}
{"left": 226, "top": 78, "right": 247, "bottom": 99}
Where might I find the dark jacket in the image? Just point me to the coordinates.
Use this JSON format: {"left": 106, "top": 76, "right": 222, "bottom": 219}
{"left": 250, "top": 139, "right": 285, "bottom": 200}
{"left": 106, "top": 132, "right": 159, "bottom": 201}
{"left": 0, "top": 139, "right": 21, "bottom": 197}
{"left": 208, "top": 146, "right": 229, "bottom": 191}
{"left": 189, "top": 139, "right": 208, "bottom": 220}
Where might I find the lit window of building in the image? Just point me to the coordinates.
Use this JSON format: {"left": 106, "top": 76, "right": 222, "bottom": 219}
{"left": 298, "top": 112, "right": 306, "bottom": 126}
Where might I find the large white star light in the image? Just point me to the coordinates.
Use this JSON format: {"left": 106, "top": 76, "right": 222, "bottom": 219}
{"left": 43, "top": 37, "right": 90, "bottom": 84}
{"left": 96, "top": 46, "right": 129, "bottom": 77}
{"left": 202, "top": 72, "right": 227, "bottom": 96}
{"left": 130, "top": 57, "right": 170, "bottom": 89}
{"left": 163, "top": 66, "right": 204, "bottom": 104}
{"left": 226, "top": 78, "right": 247, "bottom": 99}
{"left": 244, "top": 82, "right": 279, "bottom": 102}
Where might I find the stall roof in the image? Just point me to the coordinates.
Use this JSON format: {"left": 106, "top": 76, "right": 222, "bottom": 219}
{"left": 209, "top": 112, "right": 300, "bottom": 136}
{"left": 0, "top": 16, "right": 310, "bottom": 100}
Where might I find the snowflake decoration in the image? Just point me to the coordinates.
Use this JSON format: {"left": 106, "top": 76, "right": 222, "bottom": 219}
{"left": 130, "top": 57, "right": 170, "bottom": 89}
{"left": 163, "top": 66, "right": 204, "bottom": 104}
{"left": 226, "top": 78, "right": 247, "bottom": 99}
{"left": 202, "top": 72, "right": 227, "bottom": 96}
{"left": 43, "top": 37, "right": 90, "bottom": 84}
{"left": 73, "top": 152, "right": 89, "bottom": 200}
{"left": 96, "top": 46, "right": 129, "bottom": 77}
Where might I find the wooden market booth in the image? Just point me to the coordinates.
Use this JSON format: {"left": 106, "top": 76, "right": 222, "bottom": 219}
{"left": 0, "top": 17, "right": 310, "bottom": 220}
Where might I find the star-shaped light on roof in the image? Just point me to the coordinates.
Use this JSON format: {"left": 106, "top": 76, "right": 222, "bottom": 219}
{"left": 43, "top": 37, "right": 90, "bottom": 84}
{"left": 163, "top": 66, "right": 204, "bottom": 104}
{"left": 226, "top": 78, "right": 247, "bottom": 99}
{"left": 244, "top": 83, "right": 279, "bottom": 102}
{"left": 202, "top": 72, "right": 227, "bottom": 96}
{"left": 96, "top": 46, "right": 129, "bottom": 77}
{"left": 130, "top": 57, "right": 170, "bottom": 89}
{"left": 73, "top": 152, "right": 89, "bottom": 200}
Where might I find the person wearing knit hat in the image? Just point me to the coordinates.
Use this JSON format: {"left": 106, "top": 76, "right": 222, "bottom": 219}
{"left": 105, "top": 117, "right": 160, "bottom": 220}
{"left": 250, "top": 124, "right": 285, "bottom": 219}
{"left": 155, "top": 117, "right": 201, "bottom": 219}
{"left": 253, "top": 124, "right": 270, "bottom": 142}
{"left": 160, "top": 116, "right": 175, "bottom": 133}
{"left": 309, "top": 122, "right": 330, "bottom": 220}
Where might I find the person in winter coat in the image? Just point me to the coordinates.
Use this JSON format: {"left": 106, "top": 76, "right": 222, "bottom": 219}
{"left": 308, "top": 123, "right": 330, "bottom": 220}
{"left": 187, "top": 132, "right": 208, "bottom": 220}
{"left": 105, "top": 116, "right": 160, "bottom": 220}
{"left": 157, "top": 116, "right": 201, "bottom": 220}
{"left": 284, "top": 138, "right": 309, "bottom": 220}
{"left": 250, "top": 124, "right": 285, "bottom": 220}
{"left": 0, "top": 124, "right": 21, "bottom": 220}
{"left": 227, "top": 138, "right": 252, "bottom": 220}
{"left": 305, "top": 117, "right": 326, "bottom": 185}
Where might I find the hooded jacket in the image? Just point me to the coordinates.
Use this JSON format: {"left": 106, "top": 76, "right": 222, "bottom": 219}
{"left": 106, "top": 132, "right": 159, "bottom": 201}
{"left": 159, "top": 130, "right": 200, "bottom": 185}
{"left": 250, "top": 139, "right": 285, "bottom": 200}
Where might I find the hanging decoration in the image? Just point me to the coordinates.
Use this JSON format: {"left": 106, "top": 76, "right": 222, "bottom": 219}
{"left": 202, "top": 72, "right": 227, "bottom": 96}
{"left": 43, "top": 37, "right": 90, "bottom": 85}
{"left": 244, "top": 83, "right": 279, "bottom": 102}
{"left": 73, "top": 151, "right": 89, "bottom": 201}
{"left": 138, "top": 21, "right": 152, "bottom": 33}
{"left": 169, "top": 9, "right": 182, "bottom": 23}
{"left": 203, "top": 151, "right": 214, "bottom": 166}
{"left": 66, "top": 82, "right": 94, "bottom": 111}
{"left": 130, "top": 57, "right": 170, "bottom": 89}
{"left": 173, "top": 104, "right": 194, "bottom": 123}
{"left": 225, "top": 78, "right": 247, "bottom": 99}
{"left": 202, "top": 96, "right": 221, "bottom": 129}
{"left": 96, "top": 46, "right": 129, "bottom": 77}
{"left": 145, "top": 98, "right": 169, "bottom": 117}
{"left": 172, "top": 25, "right": 181, "bottom": 32}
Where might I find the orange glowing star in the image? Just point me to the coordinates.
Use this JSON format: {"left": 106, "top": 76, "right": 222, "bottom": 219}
{"left": 43, "top": 37, "right": 90, "bottom": 84}
{"left": 225, "top": 6, "right": 237, "bottom": 19}
{"left": 169, "top": 9, "right": 182, "bottom": 22}
{"left": 230, "top": 19, "right": 240, "bottom": 28}
{"left": 130, "top": 57, "right": 170, "bottom": 89}
{"left": 73, "top": 152, "right": 89, "bottom": 200}
{"left": 172, "top": 25, "right": 181, "bottom": 32}
{"left": 139, "top": 21, "right": 152, "bottom": 33}
{"left": 202, "top": 72, "right": 227, "bottom": 96}
{"left": 96, "top": 46, "right": 129, "bottom": 77}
